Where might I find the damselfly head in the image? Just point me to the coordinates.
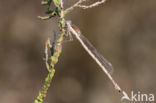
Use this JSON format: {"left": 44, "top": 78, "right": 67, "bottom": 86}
{"left": 66, "top": 21, "right": 81, "bottom": 34}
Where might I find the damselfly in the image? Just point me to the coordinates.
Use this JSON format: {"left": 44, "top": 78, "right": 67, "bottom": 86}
{"left": 66, "top": 21, "right": 121, "bottom": 92}
{"left": 66, "top": 21, "right": 113, "bottom": 74}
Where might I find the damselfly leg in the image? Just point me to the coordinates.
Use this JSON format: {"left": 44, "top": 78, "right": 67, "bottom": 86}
{"left": 63, "top": 25, "right": 73, "bottom": 42}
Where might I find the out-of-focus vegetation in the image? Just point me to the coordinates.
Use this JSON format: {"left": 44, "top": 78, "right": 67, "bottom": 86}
{"left": 0, "top": 0, "right": 156, "bottom": 103}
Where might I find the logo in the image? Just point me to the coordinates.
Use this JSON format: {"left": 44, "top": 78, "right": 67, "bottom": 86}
{"left": 121, "top": 91, "right": 155, "bottom": 102}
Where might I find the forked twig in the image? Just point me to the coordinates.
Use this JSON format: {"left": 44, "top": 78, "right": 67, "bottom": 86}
{"left": 78, "top": 0, "right": 106, "bottom": 9}
{"left": 65, "top": 0, "right": 86, "bottom": 12}
{"left": 65, "top": 0, "right": 106, "bottom": 12}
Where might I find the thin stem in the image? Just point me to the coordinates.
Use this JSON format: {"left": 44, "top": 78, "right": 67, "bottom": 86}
{"left": 65, "top": 0, "right": 106, "bottom": 14}
{"left": 34, "top": 0, "right": 66, "bottom": 103}
{"left": 78, "top": 0, "right": 106, "bottom": 9}
{"left": 65, "top": 0, "right": 86, "bottom": 14}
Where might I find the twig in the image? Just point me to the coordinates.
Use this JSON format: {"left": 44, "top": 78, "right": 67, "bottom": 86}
{"left": 78, "top": 0, "right": 106, "bottom": 9}
{"left": 34, "top": 0, "right": 66, "bottom": 103}
{"left": 65, "top": 0, "right": 86, "bottom": 13}
{"left": 44, "top": 38, "right": 50, "bottom": 72}
{"left": 60, "top": 0, "right": 64, "bottom": 8}
{"left": 65, "top": 0, "right": 106, "bottom": 13}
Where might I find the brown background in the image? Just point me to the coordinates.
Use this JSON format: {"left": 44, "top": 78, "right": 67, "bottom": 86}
{"left": 0, "top": 0, "right": 156, "bottom": 103}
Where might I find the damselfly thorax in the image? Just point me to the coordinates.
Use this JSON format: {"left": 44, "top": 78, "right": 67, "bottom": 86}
{"left": 64, "top": 21, "right": 81, "bottom": 42}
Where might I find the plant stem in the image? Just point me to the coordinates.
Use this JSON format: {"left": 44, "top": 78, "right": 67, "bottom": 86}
{"left": 34, "top": 0, "right": 66, "bottom": 103}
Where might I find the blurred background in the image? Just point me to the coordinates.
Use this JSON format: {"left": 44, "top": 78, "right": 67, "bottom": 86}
{"left": 0, "top": 0, "right": 156, "bottom": 103}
